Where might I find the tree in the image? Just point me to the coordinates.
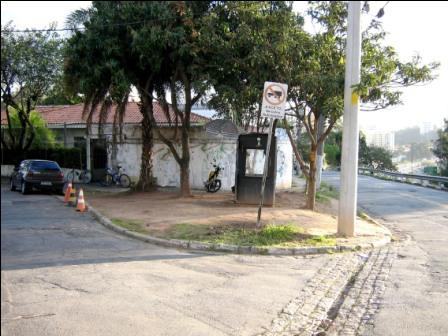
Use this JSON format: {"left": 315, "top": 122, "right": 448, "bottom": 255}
{"left": 64, "top": 2, "right": 152, "bottom": 191}
{"left": 145, "top": 1, "right": 214, "bottom": 197}
{"left": 197, "top": 1, "right": 437, "bottom": 210}
{"left": 1, "top": 106, "right": 56, "bottom": 149}
{"left": 359, "top": 144, "right": 397, "bottom": 171}
{"left": 432, "top": 119, "right": 448, "bottom": 176}
{"left": 65, "top": 1, "right": 214, "bottom": 196}
{"left": 323, "top": 129, "right": 396, "bottom": 171}
{"left": 286, "top": 1, "right": 438, "bottom": 210}
{"left": 40, "top": 75, "right": 83, "bottom": 105}
{"left": 324, "top": 127, "right": 342, "bottom": 167}
{"left": 1, "top": 23, "right": 63, "bottom": 151}
{"left": 204, "top": 1, "right": 306, "bottom": 130}
{"left": 358, "top": 132, "right": 370, "bottom": 167}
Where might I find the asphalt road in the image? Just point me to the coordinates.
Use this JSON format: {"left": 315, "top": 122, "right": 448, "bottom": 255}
{"left": 323, "top": 171, "right": 448, "bottom": 336}
{"left": 1, "top": 186, "right": 327, "bottom": 336}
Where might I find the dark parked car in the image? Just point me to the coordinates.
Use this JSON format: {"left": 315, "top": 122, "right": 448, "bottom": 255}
{"left": 10, "top": 160, "right": 65, "bottom": 195}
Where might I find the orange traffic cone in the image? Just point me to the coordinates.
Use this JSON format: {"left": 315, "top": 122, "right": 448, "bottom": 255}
{"left": 68, "top": 187, "right": 77, "bottom": 206}
{"left": 76, "top": 188, "right": 87, "bottom": 212}
{"left": 64, "top": 183, "right": 72, "bottom": 203}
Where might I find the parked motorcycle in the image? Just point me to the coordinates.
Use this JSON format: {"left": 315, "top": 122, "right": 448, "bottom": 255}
{"left": 205, "top": 163, "right": 223, "bottom": 193}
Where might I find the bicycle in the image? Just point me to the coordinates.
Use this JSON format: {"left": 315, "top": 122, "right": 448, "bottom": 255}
{"left": 65, "top": 168, "right": 92, "bottom": 184}
{"left": 101, "top": 166, "right": 131, "bottom": 188}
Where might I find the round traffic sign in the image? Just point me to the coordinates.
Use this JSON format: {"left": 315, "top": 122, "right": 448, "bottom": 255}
{"left": 264, "top": 84, "right": 286, "bottom": 106}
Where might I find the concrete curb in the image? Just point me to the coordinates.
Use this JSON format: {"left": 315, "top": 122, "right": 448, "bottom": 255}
{"left": 84, "top": 201, "right": 391, "bottom": 256}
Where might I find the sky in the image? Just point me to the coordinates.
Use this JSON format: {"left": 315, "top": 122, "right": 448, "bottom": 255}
{"left": 294, "top": 1, "right": 448, "bottom": 133}
{"left": 2, "top": 1, "right": 447, "bottom": 132}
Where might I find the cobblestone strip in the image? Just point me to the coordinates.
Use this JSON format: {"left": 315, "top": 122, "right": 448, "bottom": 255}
{"left": 325, "top": 245, "right": 397, "bottom": 335}
{"left": 258, "top": 253, "right": 364, "bottom": 336}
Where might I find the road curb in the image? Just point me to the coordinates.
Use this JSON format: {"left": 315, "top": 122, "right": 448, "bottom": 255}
{"left": 85, "top": 202, "right": 391, "bottom": 256}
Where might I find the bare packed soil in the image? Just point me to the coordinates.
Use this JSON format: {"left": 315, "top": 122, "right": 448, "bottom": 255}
{"left": 87, "top": 188, "right": 390, "bottom": 246}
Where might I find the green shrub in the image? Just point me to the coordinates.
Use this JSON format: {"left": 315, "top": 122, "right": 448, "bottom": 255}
{"left": 1, "top": 147, "right": 85, "bottom": 168}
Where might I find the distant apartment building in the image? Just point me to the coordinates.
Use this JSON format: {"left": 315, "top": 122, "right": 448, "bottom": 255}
{"left": 419, "top": 122, "right": 434, "bottom": 135}
{"left": 365, "top": 131, "right": 395, "bottom": 151}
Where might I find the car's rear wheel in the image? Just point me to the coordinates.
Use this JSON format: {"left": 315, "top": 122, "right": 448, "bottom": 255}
{"left": 10, "top": 178, "right": 16, "bottom": 191}
{"left": 21, "top": 181, "right": 30, "bottom": 195}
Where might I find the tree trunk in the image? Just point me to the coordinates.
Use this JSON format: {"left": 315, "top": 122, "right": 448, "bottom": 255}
{"left": 135, "top": 100, "right": 155, "bottom": 192}
{"left": 179, "top": 123, "right": 191, "bottom": 197}
{"left": 295, "top": 119, "right": 303, "bottom": 175}
{"left": 306, "top": 144, "right": 317, "bottom": 210}
{"left": 179, "top": 160, "right": 191, "bottom": 197}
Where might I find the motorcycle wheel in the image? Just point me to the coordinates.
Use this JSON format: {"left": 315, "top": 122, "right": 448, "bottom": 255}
{"left": 207, "top": 179, "right": 221, "bottom": 193}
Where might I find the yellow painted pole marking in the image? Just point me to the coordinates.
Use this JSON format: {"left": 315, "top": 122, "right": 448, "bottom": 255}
{"left": 351, "top": 92, "right": 359, "bottom": 105}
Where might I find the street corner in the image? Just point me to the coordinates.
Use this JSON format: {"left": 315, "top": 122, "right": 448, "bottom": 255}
{"left": 86, "top": 196, "right": 392, "bottom": 256}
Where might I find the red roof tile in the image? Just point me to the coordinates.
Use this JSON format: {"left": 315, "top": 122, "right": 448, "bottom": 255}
{"left": 1, "top": 102, "right": 209, "bottom": 126}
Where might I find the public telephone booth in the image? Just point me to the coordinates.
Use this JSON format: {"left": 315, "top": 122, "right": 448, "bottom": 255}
{"left": 235, "top": 133, "right": 277, "bottom": 206}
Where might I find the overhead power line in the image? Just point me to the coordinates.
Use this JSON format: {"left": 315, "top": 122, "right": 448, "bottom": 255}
{"left": 2, "top": 19, "right": 159, "bottom": 33}
{"left": 1, "top": 2, "right": 265, "bottom": 34}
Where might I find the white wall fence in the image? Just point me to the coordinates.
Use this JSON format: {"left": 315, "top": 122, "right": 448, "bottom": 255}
{"left": 1, "top": 138, "right": 293, "bottom": 191}
{"left": 115, "top": 139, "right": 292, "bottom": 191}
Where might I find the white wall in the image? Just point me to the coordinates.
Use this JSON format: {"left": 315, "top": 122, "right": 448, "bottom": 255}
{"left": 1, "top": 165, "right": 15, "bottom": 177}
{"left": 115, "top": 142, "right": 142, "bottom": 180}
{"left": 275, "top": 140, "right": 293, "bottom": 189}
{"left": 152, "top": 140, "right": 237, "bottom": 190}
{"left": 152, "top": 138, "right": 292, "bottom": 191}
{"left": 1, "top": 137, "right": 293, "bottom": 190}
{"left": 72, "top": 123, "right": 292, "bottom": 190}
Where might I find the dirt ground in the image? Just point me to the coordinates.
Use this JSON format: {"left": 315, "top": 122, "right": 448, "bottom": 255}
{"left": 87, "top": 188, "right": 391, "bottom": 245}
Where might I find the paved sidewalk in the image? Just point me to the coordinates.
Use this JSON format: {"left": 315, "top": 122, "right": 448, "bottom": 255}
{"left": 258, "top": 245, "right": 398, "bottom": 336}
{"left": 69, "top": 182, "right": 131, "bottom": 194}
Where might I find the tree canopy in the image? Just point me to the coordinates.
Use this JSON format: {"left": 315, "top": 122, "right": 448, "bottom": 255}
{"left": 2, "top": 106, "right": 56, "bottom": 149}
{"left": 432, "top": 119, "right": 448, "bottom": 176}
{"left": 1, "top": 23, "right": 63, "bottom": 151}
{"left": 63, "top": 1, "right": 440, "bottom": 207}
{"left": 64, "top": 1, "right": 218, "bottom": 195}
{"left": 285, "top": 1, "right": 438, "bottom": 209}
{"left": 204, "top": 1, "right": 306, "bottom": 130}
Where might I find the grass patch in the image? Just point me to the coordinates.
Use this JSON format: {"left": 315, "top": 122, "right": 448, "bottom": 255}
{"left": 163, "top": 223, "right": 335, "bottom": 247}
{"left": 357, "top": 210, "right": 379, "bottom": 225}
{"left": 161, "top": 223, "right": 210, "bottom": 240}
{"left": 357, "top": 210, "right": 369, "bottom": 220}
{"left": 304, "top": 235, "right": 336, "bottom": 246}
{"left": 112, "top": 218, "right": 147, "bottom": 234}
{"left": 316, "top": 182, "right": 339, "bottom": 203}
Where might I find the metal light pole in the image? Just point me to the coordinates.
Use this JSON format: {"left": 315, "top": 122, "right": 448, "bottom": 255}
{"left": 338, "top": 1, "right": 362, "bottom": 237}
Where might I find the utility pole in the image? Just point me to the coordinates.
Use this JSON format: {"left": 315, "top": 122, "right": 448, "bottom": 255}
{"left": 86, "top": 135, "right": 91, "bottom": 172}
{"left": 63, "top": 122, "right": 67, "bottom": 148}
{"left": 338, "top": 1, "right": 361, "bottom": 237}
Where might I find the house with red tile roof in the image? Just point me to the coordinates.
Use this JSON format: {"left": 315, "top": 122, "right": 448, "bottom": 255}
{"left": 2, "top": 103, "right": 293, "bottom": 190}
{"left": 2, "top": 103, "right": 240, "bottom": 189}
